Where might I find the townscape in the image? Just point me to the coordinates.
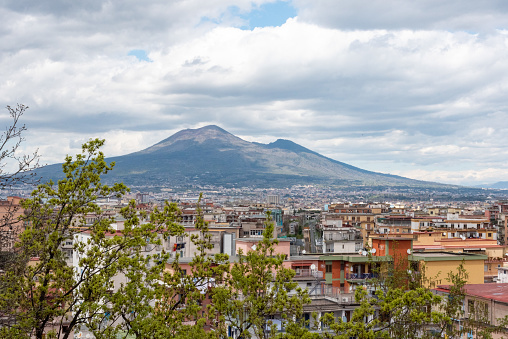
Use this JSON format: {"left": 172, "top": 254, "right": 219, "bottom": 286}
{"left": 2, "top": 137, "right": 508, "bottom": 338}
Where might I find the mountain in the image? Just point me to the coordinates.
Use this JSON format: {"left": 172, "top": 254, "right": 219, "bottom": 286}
{"left": 34, "top": 125, "right": 445, "bottom": 188}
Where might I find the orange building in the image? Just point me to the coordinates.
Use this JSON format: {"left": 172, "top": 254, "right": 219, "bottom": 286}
{"left": 318, "top": 237, "right": 412, "bottom": 292}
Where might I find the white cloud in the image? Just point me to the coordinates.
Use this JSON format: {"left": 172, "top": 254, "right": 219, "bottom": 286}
{"left": 1, "top": 1, "right": 508, "bottom": 185}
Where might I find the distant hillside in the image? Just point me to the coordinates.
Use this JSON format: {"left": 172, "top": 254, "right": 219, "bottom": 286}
{"left": 33, "top": 125, "right": 451, "bottom": 188}
{"left": 476, "top": 181, "right": 508, "bottom": 189}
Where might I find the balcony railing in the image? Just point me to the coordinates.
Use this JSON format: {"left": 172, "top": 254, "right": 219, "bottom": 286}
{"left": 346, "top": 273, "right": 377, "bottom": 280}
{"left": 307, "top": 284, "right": 356, "bottom": 303}
{"left": 324, "top": 234, "right": 362, "bottom": 242}
{"left": 293, "top": 269, "right": 324, "bottom": 279}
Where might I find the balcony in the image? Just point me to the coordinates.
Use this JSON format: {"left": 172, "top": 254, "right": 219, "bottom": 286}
{"left": 293, "top": 269, "right": 324, "bottom": 279}
{"left": 324, "top": 234, "right": 362, "bottom": 242}
{"left": 307, "top": 284, "right": 356, "bottom": 303}
{"left": 346, "top": 273, "right": 377, "bottom": 280}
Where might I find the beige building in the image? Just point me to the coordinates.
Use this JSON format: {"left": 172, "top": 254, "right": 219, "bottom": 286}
{"left": 434, "top": 284, "right": 508, "bottom": 338}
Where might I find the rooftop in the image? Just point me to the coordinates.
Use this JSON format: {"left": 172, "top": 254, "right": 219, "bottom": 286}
{"left": 411, "top": 251, "right": 488, "bottom": 261}
{"left": 435, "top": 283, "right": 508, "bottom": 304}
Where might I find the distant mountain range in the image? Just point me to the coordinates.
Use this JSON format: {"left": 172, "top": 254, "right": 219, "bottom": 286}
{"left": 34, "top": 125, "right": 450, "bottom": 188}
{"left": 476, "top": 181, "right": 508, "bottom": 189}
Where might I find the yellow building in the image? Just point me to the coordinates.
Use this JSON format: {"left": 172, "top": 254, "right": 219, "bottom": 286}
{"left": 411, "top": 252, "right": 487, "bottom": 287}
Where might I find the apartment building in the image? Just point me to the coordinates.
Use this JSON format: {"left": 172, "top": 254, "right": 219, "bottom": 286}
{"left": 326, "top": 203, "right": 388, "bottom": 239}
{"left": 320, "top": 214, "right": 363, "bottom": 254}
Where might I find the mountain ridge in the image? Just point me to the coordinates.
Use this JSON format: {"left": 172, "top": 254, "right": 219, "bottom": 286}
{"left": 33, "top": 125, "right": 448, "bottom": 188}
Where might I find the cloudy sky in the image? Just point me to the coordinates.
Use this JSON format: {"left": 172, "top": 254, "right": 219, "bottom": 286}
{"left": 2, "top": 0, "right": 508, "bottom": 186}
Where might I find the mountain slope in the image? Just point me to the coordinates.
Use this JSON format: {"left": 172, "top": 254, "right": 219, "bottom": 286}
{"left": 34, "top": 125, "right": 444, "bottom": 188}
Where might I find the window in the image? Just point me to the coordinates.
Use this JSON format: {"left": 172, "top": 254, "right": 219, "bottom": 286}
{"left": 488, "top": 233, "right": 492, "bottom": 237}
{"left": 468, "top": 300, "right": 489, "bottom": 321}
{"left": 326, "top": 264, "right": 332, "bottom": 273}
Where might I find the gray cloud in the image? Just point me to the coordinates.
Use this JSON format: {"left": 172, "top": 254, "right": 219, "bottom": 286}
{"left": 295, "top": 0, "right": 508, "bottom": 32}
{"left": 0, "top": 1, "right": 508, "bottom": 185}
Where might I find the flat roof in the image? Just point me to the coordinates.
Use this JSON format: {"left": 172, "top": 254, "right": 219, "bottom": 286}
{"left": 371, "top": 236, "right": 412, "bottom": 240}
{"left": 411, "top": 251, "right": 488, "bottom": 261}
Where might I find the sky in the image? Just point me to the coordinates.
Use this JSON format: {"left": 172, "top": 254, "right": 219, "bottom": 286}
{"left": 1, "top": 0, "right": 508, "bottom": 186}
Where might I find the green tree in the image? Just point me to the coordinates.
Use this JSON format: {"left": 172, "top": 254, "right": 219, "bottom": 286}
{"left": 99, "top": 195, "right": 228, "bottom": 339}
{"left": 210, "top": 213, "right": 310, "bottom": 339}
{"left": 0, "top": 139, "right": 182, "bottom": 339}
{"left": 0, "top": 104, "right": 39, "bottom": 269}
{"left": 321, "top": 257, "right": 445, "bottom": 339}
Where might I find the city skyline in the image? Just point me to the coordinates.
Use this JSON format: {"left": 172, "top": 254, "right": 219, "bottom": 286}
{"left": 2, "top": 1, "right": 508, "bottom": 186}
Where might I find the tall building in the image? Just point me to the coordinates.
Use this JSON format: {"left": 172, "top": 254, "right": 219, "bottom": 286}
{"left": 267, "top": 195, "right": 280, "bottom": 205}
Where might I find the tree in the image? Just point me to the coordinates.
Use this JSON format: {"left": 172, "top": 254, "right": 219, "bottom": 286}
{"left": 210, "top": 213, "right": 310, "bottom": 339}
{"left": 96, "top": 195, "right": 229, "bottom": 339}
{"left": 0, "top": 139, "right": 182, "bottom": 339}
{"left": 320, "top": 257, "right": 450, "bottom": 339}
{"left": 0, "top": 104, "right": 39, "bottom": 264}
{"left": 0, "top": 104, "right": 39, "bottom": 189}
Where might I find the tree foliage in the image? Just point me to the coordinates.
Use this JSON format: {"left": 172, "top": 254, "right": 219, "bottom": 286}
{"left": 0, "top": 104, "right": 39, "bottom": 189}
{"left": 0, "top": 104, "right": 40, "bottom": 265}
{"left": 0, "top": 139, "right": 185, "bottom": 339}
{"left": 210, "top": 214, "right": 310, "bottom": 339}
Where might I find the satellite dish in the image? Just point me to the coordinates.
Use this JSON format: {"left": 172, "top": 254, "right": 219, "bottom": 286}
{"left": 461, "top": 235, "right": 466, "bottom": 240}
{"left": 310, "top": 264, "right": 316, "bottom": 270}
{"left": 371, "top": 248, "right": 377, "bottom": 254}
{"left": 407, "top": 249, "right": 412, "bottom": 254}
{"left": 362, "top": 251, "right": 367, "bottom": 256}
{"left": 302, "top": 250, "right": 306, "bottom": 254}
{"left": 251, "top": 245, "right": 256, "bottom": 250}
{"left": 358, "top": 249, "right": 363, "bottom": 255}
